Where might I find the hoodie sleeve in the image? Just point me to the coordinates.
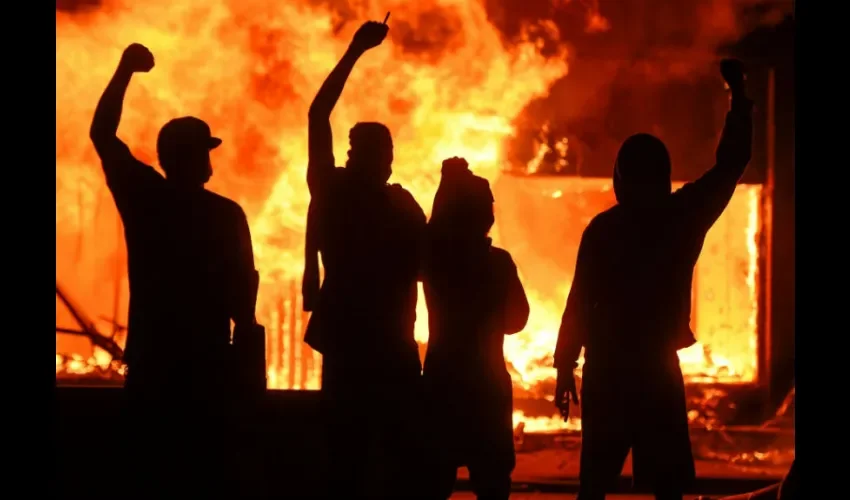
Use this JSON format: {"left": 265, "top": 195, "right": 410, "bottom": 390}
{"left": 554, "top": 223, "right": 595, "bottom": 370}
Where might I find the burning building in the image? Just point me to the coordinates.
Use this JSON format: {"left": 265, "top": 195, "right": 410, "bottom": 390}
{"left": 56, "top": 0, "right": 794, "bottom": 440}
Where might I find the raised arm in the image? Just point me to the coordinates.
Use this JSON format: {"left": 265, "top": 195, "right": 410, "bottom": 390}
{"left": 307, "top": 20, "right": 389, "bottom": 195}
{"left": 676, "top": 59, "right": 753, "bottom": 231}
{"left": 89, "top": 44, "right": 154, "bottom": 179}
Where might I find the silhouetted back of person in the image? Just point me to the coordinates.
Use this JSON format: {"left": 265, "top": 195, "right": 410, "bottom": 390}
{"left": 303, "top": 19, "right": 427, "bottom": 496}
{"left": 422, "top": 158, "right": 530, "bottom": 500}
{"left": 553, "top": 60, "right": 753, "bottom": 500}
{"left": 89, "top": 44, "right": 258, "bottom": 497}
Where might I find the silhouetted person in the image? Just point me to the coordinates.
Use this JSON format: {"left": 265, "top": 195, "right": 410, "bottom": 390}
{"left": 553, "top": 60, "right": 753, "bottom": 500}
{"left": 90, "top": 43, "right": 258, "bottom": 497}
{"left": 422, "top": 158, "right": 530, "bottom": 500}
{"left": 304, "top": 19, "right": 427, "bottom": 496}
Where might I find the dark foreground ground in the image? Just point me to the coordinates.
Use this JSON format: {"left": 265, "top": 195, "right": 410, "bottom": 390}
{"left": 56, "top": 387, "right": 791, "bottom": 498}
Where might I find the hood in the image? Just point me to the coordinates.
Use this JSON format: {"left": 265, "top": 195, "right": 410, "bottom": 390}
{"left": 613, "top": 133, "right": 673, "bottom": 205}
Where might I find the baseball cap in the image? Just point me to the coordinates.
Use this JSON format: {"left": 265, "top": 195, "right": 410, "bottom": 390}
{"left": 157, "top": 116, "right": 222, "bottom": 155}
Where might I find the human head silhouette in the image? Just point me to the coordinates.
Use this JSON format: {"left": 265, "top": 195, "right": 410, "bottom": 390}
{"left": 346, "top": 122, "right": 393, "bottom": 186}
{"left": 612, "top": 133, "right": 673, "bottom": 205}
{"left": 156, "top": 116, "right": 222, "bottom": 188}
{"left": 431, "top": 157, "right": 495, "bottom": 240}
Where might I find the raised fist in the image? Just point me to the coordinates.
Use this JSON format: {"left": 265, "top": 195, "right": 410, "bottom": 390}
{"left": 351, "top": 21, "right": 389, "bottom": 53}
{"left": 720, "top": 58, "right": 745, "bottom": 91}
{"left": 120, "top": 43, "right": 155, "bottom": 73}
{"left": 441, "top": 156, "right": 470, "bottom": 177}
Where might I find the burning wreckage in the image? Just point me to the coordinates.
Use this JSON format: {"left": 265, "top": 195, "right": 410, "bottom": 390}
{"left": 56, "top": 283, "right": 126, "bottom": 384}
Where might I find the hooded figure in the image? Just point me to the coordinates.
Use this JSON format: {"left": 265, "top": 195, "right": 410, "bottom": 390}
{"left": 422, "top": 157, "right": 530, "bottom": 500}
{"left": 554, "top": 60, "right": 753, "bottom": 499}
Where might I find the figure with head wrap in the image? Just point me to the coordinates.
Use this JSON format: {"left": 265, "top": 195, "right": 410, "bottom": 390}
{"left": 422, "top": 157, "right": 530, "bottom": 500}
{"left": 553, "top": 60, "right": 753, "bottom": 500}
{"left": 303, "top": 17, "right": 428, "bottom": 496}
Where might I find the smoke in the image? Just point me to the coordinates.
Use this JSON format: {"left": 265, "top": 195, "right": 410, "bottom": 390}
{"left": 493, "top": 0, "right": 793, "bottom": 176}
{"left": 505, "top": 0, "right": 793, "bottom": 106}
{"left": 486, "top": 0, "right": 791, "bottom": 66}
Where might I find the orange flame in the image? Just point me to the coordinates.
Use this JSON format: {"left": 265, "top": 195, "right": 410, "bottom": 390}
{"left": 57, "top": 1, "right": 761, "bottom": 432}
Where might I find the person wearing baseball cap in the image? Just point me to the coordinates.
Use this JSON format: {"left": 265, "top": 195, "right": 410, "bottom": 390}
{"left": 88, "top": 43, "right": 258, "bottom": 496}
{"left": 156, "top": 116, "right": 222, "bottom": 186}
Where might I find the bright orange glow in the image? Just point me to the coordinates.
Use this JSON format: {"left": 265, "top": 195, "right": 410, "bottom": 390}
{"left": 56, "top": 1, "right": 761, "bottom": 431}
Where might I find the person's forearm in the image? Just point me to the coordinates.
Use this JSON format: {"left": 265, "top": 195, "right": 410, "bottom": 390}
{"left": 554, "top": 293, "right": 585, "bottom": 369}
{"left": 714, "top": 88, "right": 753, "bottom": 174}
{"left": 308, "top": 46, "right": 364, "bottom": 118}
{"left": 90, "top": 66, "right": 133, "bottom": 141}
{"left": 554, "top": 331, "right": 582, "bottom": 370}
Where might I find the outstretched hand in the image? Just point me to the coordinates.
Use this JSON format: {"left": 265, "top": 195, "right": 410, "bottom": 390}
{"left": 720, "top": 59, "right": 745, "bottom": 93}
{"left": 555, "top": 368, "right": 579, "bottom": 421}
{"left": 351, "top": 21, "right": 389, "bottom": 53}
{"left": 119, "top": 43, "right": 155, "bottom": 74}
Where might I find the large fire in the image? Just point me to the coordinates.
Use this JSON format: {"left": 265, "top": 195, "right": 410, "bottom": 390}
{"left": 56, "top": 0, "right": 761, "bottom": 430}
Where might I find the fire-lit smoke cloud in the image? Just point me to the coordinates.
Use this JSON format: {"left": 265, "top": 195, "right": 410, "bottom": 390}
{"left": 486, "top": 0, "right": 792, "bottom": 76}
{"left": 496, "top": 0, "right": 793, "bottom": 178}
